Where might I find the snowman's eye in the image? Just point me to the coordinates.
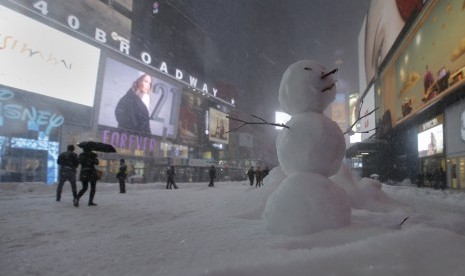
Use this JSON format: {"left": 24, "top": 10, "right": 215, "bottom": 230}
{"left": 304, "top": 67, "right": 312, "bottom": 70}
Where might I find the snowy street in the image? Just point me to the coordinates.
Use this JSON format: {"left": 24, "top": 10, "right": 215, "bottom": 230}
{"left": 2, "top": 173, "right": 465, "bottom": 276}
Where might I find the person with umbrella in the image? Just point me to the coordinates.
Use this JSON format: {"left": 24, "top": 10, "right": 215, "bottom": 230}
{"left": 75, "top": 147, "right": 100, "bottom": 207}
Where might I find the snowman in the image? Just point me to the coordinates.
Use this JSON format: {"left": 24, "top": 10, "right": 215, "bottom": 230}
{"left": 263, "top": 59, "right": 351, "bottom": 235}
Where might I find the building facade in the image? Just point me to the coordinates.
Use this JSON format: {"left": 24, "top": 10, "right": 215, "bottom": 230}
{"left": 347, "top": 0, "right": 465, "bottom": 188}
{"left": 0, "top": 0, "right": 243, "bottom": 184}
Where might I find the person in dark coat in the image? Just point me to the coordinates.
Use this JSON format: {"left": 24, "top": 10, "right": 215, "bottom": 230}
{"left": 114, "top": 74, "right": 152, "bottom": 135}
{"left": 76, "top": 147, "right": 99, "bottom": 207}
{"left": 56, "top": 145, "right": 79, "bottom": 203}
{"left": 117, "top": 159, "right": 127, "bottom": 193}
{"left": 166, "top": 165, "right": 178, "bottom": 189}
{"left": 255, "top": 166, "right": 263, "bottom": 188}
{"left": 208, "top": 165, "right": 216, "bottom": 187}
{"left": 247, "top": 167, "right": 255, "bottom": 186}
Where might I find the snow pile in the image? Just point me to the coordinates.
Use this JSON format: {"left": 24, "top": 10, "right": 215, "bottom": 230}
{"left": 2, "top": 180, "right": 465, "bottom": 276}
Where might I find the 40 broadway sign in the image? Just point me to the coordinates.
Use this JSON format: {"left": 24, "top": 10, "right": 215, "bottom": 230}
{"left": 16, "top": 0, "right": 231, "bottom": 105}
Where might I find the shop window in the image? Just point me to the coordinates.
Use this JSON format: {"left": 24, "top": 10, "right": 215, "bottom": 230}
{"left": 460, "top": 157, "right": 465, "bottom": 189}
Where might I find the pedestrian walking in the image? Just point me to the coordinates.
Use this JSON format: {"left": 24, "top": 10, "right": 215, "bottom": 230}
{"left": 247, "top": 167, "right": 255, "bottom": 186}
{"left": 56, "top": 145, "right": 80, "bottom": 204}
{"left": 75, "top": 147, "right": 99, "bottom": 207}
{"left": 166, "top": 165, "right": 178, "bottom": 189}
{"left": 117, "top": 159, "right": 127, "bottom": 193}
{"left": 208, "top": 165, "right": 216, "bottom": 187}
{"left": 255, "top": 166, "right": 263, "bottom": 188}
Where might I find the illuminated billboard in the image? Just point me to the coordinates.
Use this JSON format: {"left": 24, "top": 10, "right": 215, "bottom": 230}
{"left": 394, "top": 0, "right": 465, "bottom": 121}
{"left": 98, "top": 58, "right": 181, "bottom": 138}
{"left": 360, "top": 0, "right": 423, "bottom": 93}
{"left": 373, "top": 0, "right": 465, "bottom": 126}
{"left": 0, "top": 5, "right": 100, "bottom": 107}
{"left": 418, "top": 124, "right": 444, "bottom": 158}
{"left": 348, "top": 93, "right": 359, "bottom": 127}
{"left": 0, "top": 85, "right": 68, "bottom": 138}
{"left": 177, "top": 92, "right": 204, "bottom": 145}
{"left": 330, "top": 93, "right": 347, "bottom": 132}
{"left": 209, "top": 108, "right": 229, "bottom": 144}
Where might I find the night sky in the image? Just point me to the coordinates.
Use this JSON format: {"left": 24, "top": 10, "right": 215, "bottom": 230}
{"left": 168, "top": 0, "right": 371, "bottom": 116}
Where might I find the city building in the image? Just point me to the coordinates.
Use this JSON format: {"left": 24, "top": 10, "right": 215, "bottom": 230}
{"left": 0, "top": 0, "right": 242, "bottom": 183}
{"left": 347, "top": 0, "right": 465, "bottom": 188}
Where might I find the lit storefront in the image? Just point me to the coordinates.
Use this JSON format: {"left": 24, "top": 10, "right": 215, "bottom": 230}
{"left": 417, "top": 115, "right": 446, "bottom": 187}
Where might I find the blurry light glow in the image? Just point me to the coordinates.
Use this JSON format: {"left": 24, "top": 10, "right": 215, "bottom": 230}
{"left": 275, "top": 112, "right": 291, "bottom": 129}
{"left": 349, "top": 132, "right": 361, "bottom": 144}
{"left": 399, "top": 67, "right": 405, "bottom": 82}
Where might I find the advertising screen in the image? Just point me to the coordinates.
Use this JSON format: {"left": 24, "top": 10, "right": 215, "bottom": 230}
{"left": 374, "top": 0, "right": 465, "bottom": 125}
{"left": 418, "top": 124, "right": 444, "bottom": 158}
{"left": 330, "top": 93, "right": 347, "bottom": 132}
{"left": 360, "top": 1, "right": 423, "bottom": 92}
{"left": 209, "top": 108, "right": 229, "bottom": 144}
{"left": 348, "top": 93, "right": 359, "bottom": 127}
{"left": 177, "top": 91, "right": 204, "bottom": 145}
{"left": 98, "top": 58, "right": 181, "bottom": 138}
{"left": 394, "top": 0, "right": 465, "bottom": 122}
{"left": 0, "top": 84, "right": 72, "bottom": 138}
{"left": 0, "top": 5, "right": 100, "bottom": 107}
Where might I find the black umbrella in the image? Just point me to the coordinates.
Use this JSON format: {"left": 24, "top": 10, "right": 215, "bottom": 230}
{"left": 78, "top": 141, "right": 116, "bottom": 153}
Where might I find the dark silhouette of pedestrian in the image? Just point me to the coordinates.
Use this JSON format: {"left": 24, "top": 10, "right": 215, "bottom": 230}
{"left": 208, "top": 165, "right": 216, "bottom": 187}
{"left": 439, "top": 167, "right": 446, "bottom": 190}
{"left": 76, "top": 147, "right": 99, "bottom": 207}
{"left": 56, "top": 145, "right": 79, "bottom": 204}
{"left": 255, "top": 166, "right": 263, "bottom": 188}
{"left": 117, "top": 159, "right": 127, "bottom": 193}
{"left": 263, "top": 166, "right": 270, "bottom": 183}
{"left": 416, "top": 172, "right": 424, "bottom": 188}
{"left": 166, "top": 165, "right": 178, "bottom": 189}
{"left": 247, "top": 167, "right": 255, "bottom": 186}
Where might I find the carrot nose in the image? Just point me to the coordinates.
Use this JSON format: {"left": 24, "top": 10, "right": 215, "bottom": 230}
{"left": 321, "top": 68, "right": 338, "bottom": 79}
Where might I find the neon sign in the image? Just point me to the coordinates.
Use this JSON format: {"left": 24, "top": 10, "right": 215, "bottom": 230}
{"left": 102, "top": 129, "right": 156, "bottom": 152}
{"left": 0, "top": 88, "right": 64, "bottom": 136}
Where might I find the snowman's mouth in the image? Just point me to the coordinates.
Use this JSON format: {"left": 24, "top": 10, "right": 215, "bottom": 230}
{"left": 321, "top": 83, "right": 335, "bottom": 93}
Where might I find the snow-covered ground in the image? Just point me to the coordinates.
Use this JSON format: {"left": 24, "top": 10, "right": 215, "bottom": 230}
{"left": 2, "top": 170, "right": 465, "bottom": 276}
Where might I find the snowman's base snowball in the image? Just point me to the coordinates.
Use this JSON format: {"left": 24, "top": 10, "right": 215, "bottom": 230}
{"left": 263, "top": 172, "right": 351, "bottom": 235}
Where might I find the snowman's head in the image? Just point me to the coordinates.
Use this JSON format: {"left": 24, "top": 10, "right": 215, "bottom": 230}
{"left": 279, "top": 60, "right": 337, "bottom": 115}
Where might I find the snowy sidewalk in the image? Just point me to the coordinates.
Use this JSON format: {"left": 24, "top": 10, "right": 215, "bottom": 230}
{"left": 2, "top": 180, "right": 465, "bottom": 276}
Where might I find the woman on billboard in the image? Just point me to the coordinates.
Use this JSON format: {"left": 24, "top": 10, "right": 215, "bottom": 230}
{"left": 114, "top": 73, "right": 152, "bottom": 134}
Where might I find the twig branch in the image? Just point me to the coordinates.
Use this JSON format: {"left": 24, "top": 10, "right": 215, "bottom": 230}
{"left": 399, "top": 216, "right": 409, "bottom": 227}
{"left": 343, "top": 99, "right": 379, "bottom": 135}
{"left": 226, "top": 114, "right": 290, "bottom": 133}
